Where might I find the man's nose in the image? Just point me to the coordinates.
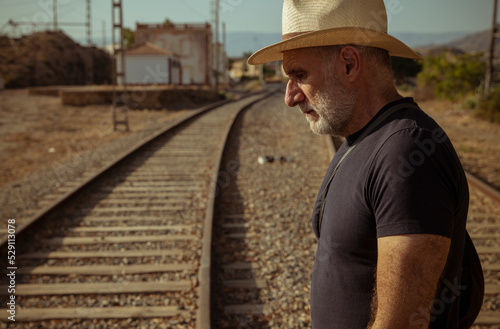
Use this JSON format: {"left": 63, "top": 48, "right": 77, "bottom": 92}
{"left": 285, "top": 80, "right": 304, "bottom": 107}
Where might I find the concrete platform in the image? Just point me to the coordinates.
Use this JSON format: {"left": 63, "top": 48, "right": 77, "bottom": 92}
{"left": 28, "top": 85, "right": 223, "bottom": 109}
{"left": 27, "top": 86, "right": 74, "bottom": 97}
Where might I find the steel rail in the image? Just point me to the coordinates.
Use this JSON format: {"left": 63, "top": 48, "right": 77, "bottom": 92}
{"left": 197, "top": 91, "right": 276, "bottom": 329}
{"left": 0, "top": 90, "right": 276, "bottom": 326}
{"left": 0, "top": 97, "right": 237, "bottom": 250}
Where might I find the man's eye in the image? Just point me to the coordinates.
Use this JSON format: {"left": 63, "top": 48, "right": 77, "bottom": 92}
{"left": 296, "top": 73, "right": 306, "bottom": 81}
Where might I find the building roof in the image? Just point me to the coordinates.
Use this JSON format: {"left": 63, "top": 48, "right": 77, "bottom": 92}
{"left": 126, "top": 42, "right": 176, "bottom": 56}
{"left": 136, "top": 22, "right": 211, "bottom": 32}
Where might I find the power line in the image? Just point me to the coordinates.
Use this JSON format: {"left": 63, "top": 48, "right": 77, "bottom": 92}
{"left": 175, "top": 0, "right": 207, "bottom": 20}
{"left": 0, "top": 1, "right": 39, "bottom": 10}
{"left": 57, "top": 2, "right": 86, "bottom": 18}
{"left": 5, "top": 0, "right": 93, "bottom": 46}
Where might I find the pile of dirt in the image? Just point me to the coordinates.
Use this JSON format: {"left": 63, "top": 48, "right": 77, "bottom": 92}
{"left": 0, "top": 31, "right": 111, "bottom": 88}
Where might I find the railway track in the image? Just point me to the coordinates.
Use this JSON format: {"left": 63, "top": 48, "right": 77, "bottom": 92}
{"left": 468, "top": 175, "right": 500, "bottom": 328}
{"left": 208, "top": 107, "right": 500, "bottom": 328}
{"left": 0, "top": 88, "right": 499, "bottom": 328}
{"left": 210, "top": 93, "right": 332, "bottom": 328}
{"left": 0, "top": 92, "right": 272, "bottom": 328}
{"left": 208, "top": 96, "right": 500, "bottom": 328}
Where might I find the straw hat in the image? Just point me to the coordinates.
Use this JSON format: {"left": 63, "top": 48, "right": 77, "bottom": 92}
{"left": 248, "top": 0, "right": 422, "bottom": 65}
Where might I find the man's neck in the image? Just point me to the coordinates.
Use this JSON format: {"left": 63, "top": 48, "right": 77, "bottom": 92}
{"left": 344, "top": 89, "right": 403, "bottom": 137}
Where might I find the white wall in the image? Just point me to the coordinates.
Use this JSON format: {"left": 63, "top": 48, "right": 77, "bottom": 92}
{"left": 125, "top": 55, "right": 170, "bottom": 84}
{"left": 154, "top": 33, "right": 209, "bottom": 85}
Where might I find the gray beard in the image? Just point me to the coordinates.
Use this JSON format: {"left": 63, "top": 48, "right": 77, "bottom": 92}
{"left": 301, "top": 85, "right": 357, "bottom": 137}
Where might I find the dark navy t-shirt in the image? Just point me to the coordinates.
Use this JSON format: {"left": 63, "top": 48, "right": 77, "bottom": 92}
{"left": 310, "top": 98, "right": 469, "bottom": 328}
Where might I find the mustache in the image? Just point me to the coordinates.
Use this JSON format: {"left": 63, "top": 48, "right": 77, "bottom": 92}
{"left": 299, "top": 102, "right": 315, "bottom": 113}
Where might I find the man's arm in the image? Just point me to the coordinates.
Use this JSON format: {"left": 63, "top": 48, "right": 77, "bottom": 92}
{"left": 369, "top": 234, "right": 451, "bottom": 329}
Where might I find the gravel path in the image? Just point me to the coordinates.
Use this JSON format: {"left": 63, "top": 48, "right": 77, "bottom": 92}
{"left": 0, "top": 88, "right": 498, "bottom": 327}
{"left": 411, "top": 97, "right": 500, "bottom": 191}
{"left": 0, "top": 90, "right": 192, "bottom": 227}
{"left": 2, "top": 90, "right": 498, "bottom": 229}
{"left": 208, "top": 91, "right": 500, "bottom": 328}
{"left": 212, "top": 93, "right": 331, "bottom": 328}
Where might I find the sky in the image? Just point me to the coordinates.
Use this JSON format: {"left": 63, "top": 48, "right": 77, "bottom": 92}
{"left": 0, "top": 0, "right": 498, "bottom": 46}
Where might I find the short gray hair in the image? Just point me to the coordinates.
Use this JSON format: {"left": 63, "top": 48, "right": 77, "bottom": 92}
{"left": 314, "top": 45, "right": 391, "bottom": 69}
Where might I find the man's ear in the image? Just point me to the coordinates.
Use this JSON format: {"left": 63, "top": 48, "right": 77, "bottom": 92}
{"left": 339, "top": 46, "right": 361, "bottom": 82}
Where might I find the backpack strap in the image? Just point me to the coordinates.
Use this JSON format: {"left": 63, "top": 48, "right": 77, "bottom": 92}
{"left": 318, "top": 102, "right": 419, "bottom": 237}
{"left": 458, "top": 230, "right": 484, "bottom": 328}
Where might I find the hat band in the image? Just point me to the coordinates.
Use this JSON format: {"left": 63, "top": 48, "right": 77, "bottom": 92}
{"left": 282, "top": 31, "right": 310, "bottom": 41}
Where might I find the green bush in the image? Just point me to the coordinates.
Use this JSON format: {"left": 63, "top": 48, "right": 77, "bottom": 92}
{"left": 417, "top": 50, "right": 486, "bottom": 101}
{"left": 391, "top": 57, "right": 423, "bottom": 84}
{"left": 477, "top": 87, "right": 500, "bottom": 123}
{"left": 462, "top": 95, "right": 479, "bottom": 110}
{"left": 123, "top": 28, "right": 135, "bottom": 49}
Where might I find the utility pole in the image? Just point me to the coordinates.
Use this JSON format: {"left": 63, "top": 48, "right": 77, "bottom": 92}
{"left": 222, "top": 21, "right": 226, "bottom": 89}
{"left": 111, "top": 0, "right": 129, "bottom": 131}
{"left": 102, "top": 20, "right": 107, "bottom": 48}
{"left": 212, "top": 0, "right": 220, "bottom": 91}
{"left": 112, "top": 0, "right": 125, "bottom": 85}
{"left": 485, "top": 0, "right": 498, "bottom": 93}
{"left": 85, "top": 0, "right": 93, "bottom": 85}
{"left": 53, "top": 0, "right": 58, "bottom": 31}
{"left": 86, "top": 0, "right": 92, "bottom": 45}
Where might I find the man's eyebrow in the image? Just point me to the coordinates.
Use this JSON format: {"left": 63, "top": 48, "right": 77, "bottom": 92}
{"left": 286, "top": 68, "right": 302, "bottom": 77}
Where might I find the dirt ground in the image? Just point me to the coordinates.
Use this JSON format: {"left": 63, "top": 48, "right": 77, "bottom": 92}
{"left": 0, "top": 88, "right": 499, "bottom": 195}
{"left": 0, "top": 89, "right": 189, "bottom": 188}
{"left": 415, "top": 97, "right": 500, "bottom": 190}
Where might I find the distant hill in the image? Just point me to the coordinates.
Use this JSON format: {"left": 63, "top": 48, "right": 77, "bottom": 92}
{"left": 443, "top": 26, "right": 498, "bottom": 54}
{"left": 414, "top": 27, "right": 500, "bottom": 57}
{"left": 225, "top": 32, "right": 281, "bottom": 58}
{"left": 87, "top": 29, "right": 495, "bottom": 58}
{"left": 223, "top": 31, "right": 476, "bottom": 58}
{"left": 393, "top": 32, "right": 471, "bottom": 49}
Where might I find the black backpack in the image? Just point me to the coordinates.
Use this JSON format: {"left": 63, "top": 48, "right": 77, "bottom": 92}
{"left": 458, "top": 231, "right": 484, "bottom": 328}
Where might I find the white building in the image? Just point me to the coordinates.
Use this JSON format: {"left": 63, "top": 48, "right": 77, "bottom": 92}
{"left": 135, "top": 23, "right": 212, "bottom": 85}
{"left": 123, "top": 42, "right": 181, "bottom": 85}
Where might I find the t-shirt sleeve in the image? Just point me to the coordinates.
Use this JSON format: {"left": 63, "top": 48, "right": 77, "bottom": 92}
{"left": 367, "top": 128, "right": 461, "bottom": 239}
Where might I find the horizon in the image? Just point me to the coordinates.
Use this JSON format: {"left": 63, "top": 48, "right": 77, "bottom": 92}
{"left": 0, "top": 0, "right": 498, "bottom": 56}
{"left": 0, "top": 27, "right": 487, "bottom": 59}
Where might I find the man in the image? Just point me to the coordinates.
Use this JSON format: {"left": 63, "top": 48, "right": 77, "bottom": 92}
{"left": 248, "top": 1, "right": 482, "bottom": 328}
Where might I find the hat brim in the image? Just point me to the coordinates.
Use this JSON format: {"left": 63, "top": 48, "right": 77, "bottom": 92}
{"left": 248, "top": 27, "right": 423, "bottom": 65}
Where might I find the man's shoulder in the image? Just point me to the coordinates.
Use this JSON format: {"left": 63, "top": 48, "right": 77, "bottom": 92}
{"left": 373, "top": 100, "right": 447, "bottom": 148}
{"left": 387, "top": 98, "right": 438, "bottom": 127}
